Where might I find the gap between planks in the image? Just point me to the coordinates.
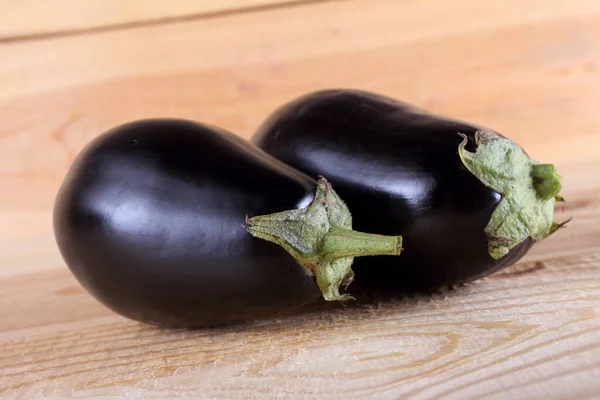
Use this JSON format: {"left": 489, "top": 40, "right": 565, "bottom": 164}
{"left": 0, "top": 0, "right": 347, "bottom": 44}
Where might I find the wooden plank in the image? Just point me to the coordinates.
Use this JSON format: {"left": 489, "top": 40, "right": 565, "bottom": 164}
{"left": 0, "top": 0, "right": 304, "bottom": 40}
{"left": 1, "top": 210, "right": 599, "bottom": 398}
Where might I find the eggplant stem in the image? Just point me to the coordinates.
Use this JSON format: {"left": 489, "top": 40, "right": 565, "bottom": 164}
{"left": 321, "top": 226, "right": 402, "bottom": 260}
{"left": 244, "top": 177, "right": 403, "bottom": 301}
{"left": 458, "top": 130, "right": 565, "bottom": 259}
{"left": 531, "top": 163, "right": 562, "bottom": 200}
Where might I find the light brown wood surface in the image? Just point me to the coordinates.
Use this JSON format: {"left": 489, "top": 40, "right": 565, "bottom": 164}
{"left": 1, "top": 0, "right": 599, "bottom": 398}
{"left": 0, "top": 0, "right": 304, "bottom": 40}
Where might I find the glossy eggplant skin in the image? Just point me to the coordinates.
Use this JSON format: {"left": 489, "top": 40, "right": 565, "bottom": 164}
{"left": 54, "top": 119, "right": 321, "bottom": 328}
{"left": 253, "top": 89, "right": 533, "bottom": 291}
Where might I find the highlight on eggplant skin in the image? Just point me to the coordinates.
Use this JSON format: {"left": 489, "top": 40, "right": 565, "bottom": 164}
{"left": 53, "top": 118, "right": 405, "bottom": 328}
{"left": 252, "top": 89, "right": 565, "bottom": 291}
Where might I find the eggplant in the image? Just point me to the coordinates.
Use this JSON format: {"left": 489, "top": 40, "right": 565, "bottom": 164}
{"left": 53, "top": 119, "right": 403, "bottom": 328}
{"left": 252, "top": 89, "right": 565, "bottom": 291}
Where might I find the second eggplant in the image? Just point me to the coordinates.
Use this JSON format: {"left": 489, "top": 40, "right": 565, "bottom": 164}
{"left": 252, "top": 89, "right": 565, "bottom": 291}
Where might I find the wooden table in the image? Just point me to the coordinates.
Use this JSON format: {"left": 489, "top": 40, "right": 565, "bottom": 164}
{"left": 1, "top": 1, "right": 599, "bottom": 398}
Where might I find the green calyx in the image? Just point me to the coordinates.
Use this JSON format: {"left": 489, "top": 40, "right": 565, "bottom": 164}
{"left": 244, "top": 177, "right": 403, "bottom": 301}
{"left": 458, "top": 130, "right": 566, "bottom": 259}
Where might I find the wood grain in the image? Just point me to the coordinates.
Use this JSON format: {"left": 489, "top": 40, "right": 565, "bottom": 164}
{"left": 1, "top": 242, "right": 599, "bottom": 398}
{"left": 1, "top": 0, "right": 600, "bottom": 398}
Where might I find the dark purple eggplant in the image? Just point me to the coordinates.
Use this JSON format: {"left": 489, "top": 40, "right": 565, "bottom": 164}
{"left": 53, "top": 119, "right": 403, "bottom": 328}
{"left": 252, "top": 89, "right": 565, "bottom": 291}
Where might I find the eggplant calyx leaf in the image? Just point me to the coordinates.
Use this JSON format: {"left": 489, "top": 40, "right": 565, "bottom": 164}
{"left": 244, "top": 177, "right": 403, "bottom": 301}
{"left": 458, "top": 130, "right": 566, "bottom": 259}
